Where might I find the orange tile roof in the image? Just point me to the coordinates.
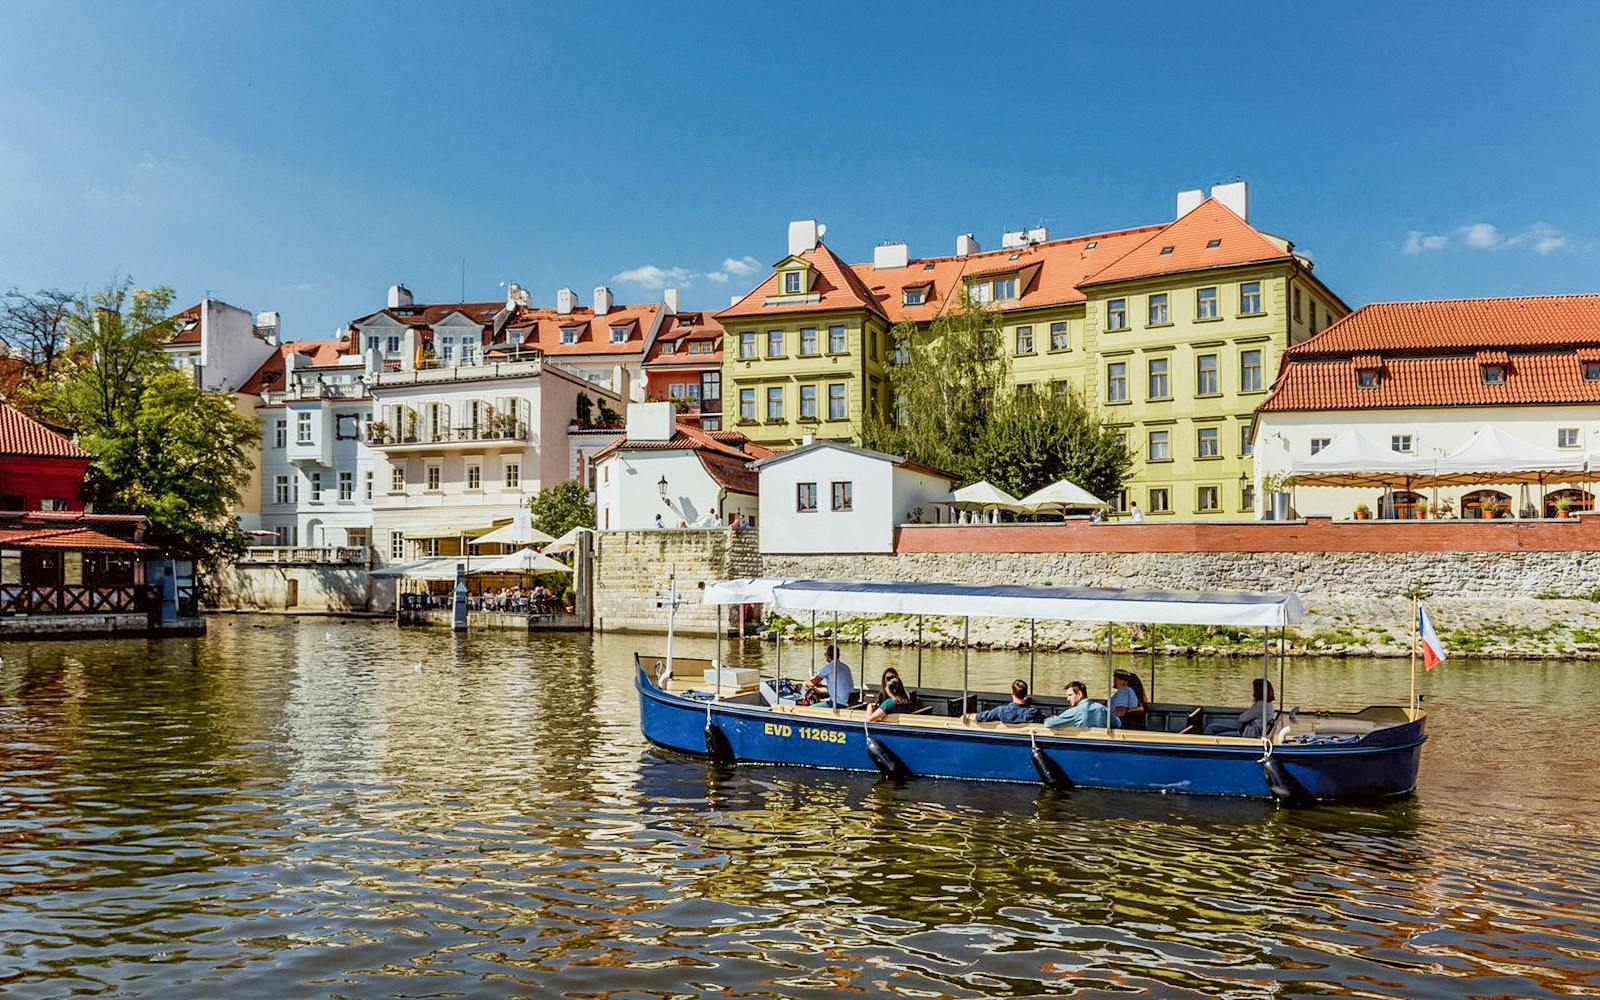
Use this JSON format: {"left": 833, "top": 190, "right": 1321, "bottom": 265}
{"left": 0, "top": 525, "right": 151, "bottom": 551}
{"left": 353, "top": 300, "right": 663, "bottom": 359}
{"left": 590, "top": 421, "right": 770, "bottom": 466}
{"left": 0, "top": 402, "right": 90, "bottom": 459}
{"left": 239, "top": 340, "right": 353, "bottom": 395}
{"left": 645, "top": 310, "right": 723, "bottom": 368}
{"left": 1260, "top": 295, "right": 1600, "bottom": 412}
{"left": 1080, "top": 198, "right": 1294, "bottom": 287}
{"left": 168, "top": 303, "right": 204, "bottom": 346}
{"left": 718, "top": 242, "right": 890, "bottom": 322}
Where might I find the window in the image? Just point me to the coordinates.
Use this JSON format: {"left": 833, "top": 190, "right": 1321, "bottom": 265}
{"left": 992, "top": 277, "right": 1017, "bottom": 301}
{"left": 1107, "top": 299, "right": 1128, "bottom": 330}
{"left": 767, "top": 330, "right": 784, "bottom": 357}
{"left": 297, "top": 411, "right": 312, "bottom": 443}
{"left": 1558, "top": 428, "right": 1580, "bottom": 448}
{"left": 1586, "top": 361, "right": 1600, "bottom": 382}
{"left": 1052, "top": 379, "right": 1071, "bottom": 397}
{"left": 1015, "top": 326, "right": 1034, "bottom": 355}
{"left": 1148, "top": 293, "right": 1169, "bottom": 326}
{"left": 274, "top": 420, "right": 287, "bottom": 448}
{"left": 1241, "top": 482, "right": 1256, "bottom": 512}
{"left": 739, "top": 388, "right": 756, "bottom": 421}
{"left": 365, "top": 471, "right": 373, "bottom": 501}
{"left": 391, "top": 466, "right": 405, "bottom": 492}
{"left": 425, "top": 538, "right": 440, "bottom": 557}
{"left": 274, "top": 475, "right": 290, "bottom": 505}
{"left": 467, "top": 463, "right": 481, "bottom": 490}
{"left": 1240, "top": 281, "right": 1263, "bottom": 315}
{"left": 560, "top": 327, "right": 579, "bottom": 345}
{"left": 1197, "top": 426, "right": 1219, "bottom": 458}
{"left": 1106, "top": 362, "right": 1128, "bottom": 402}
{"left": 1197, "top": 485, "right": 1220, "bottom": 511}
{"left": 800, "top": 327, "right": 818, "bottom": 355}
{"left": 738, "top": 332, "right": 756, "bottom": 359}
{"left": 831, "top": 481, "right": 853, "bottom": 511}
{"left": 903, "top": 287, "right": 926, "bottom": 306}
{"left": 438, "top": 342, "right": 453, "bottom": 364}
{"left": 784, "top": 270, "right": 803, "bottom": 294}
{"left": 827, "top": 382, "right": 847, "bottom": 420}
{"left": 386, "top": 335, "right": 401, "bottom": 354}
{"left": 1240, "top": 350, "right": 1263, "bottom": 392}
{"left": 1294, "top": 286, "right": 1302, "bottom": 320}
{"left": 1196, "top": 353, "right": 1219, "bottom": 395}
{"left": 610, "top": 326, "right": 628, "bottom": 344}
{"left": 305, "top": 472, "right": 321, "bottom": 503}
{"left": 365, "top": 335, "right": 379, "bottom": 353}
{"left": 767, "top": 386, "right": 784, "bottom": 421}
{"left": 868, "top": 329, "right": 878, "bottom": 361}
{"left": 336, "top": 414, "right": 359, "bottom": 440}
{"left": 390, "top": 531, "right": 405, "bottom": 561}
{"left": 1050, "top": 322, "right": 1069, "bottom": 350}
{"left": 1310, "top": 437, "right": 1331, "bottom": 455}
{"left": 1358, "top": 369, "right": 1381, "bottom": 389}
{"left": 504, "top": 463, "right": 520, "bottom": 489}
{"left": 797, "top": 482, "right": 818, "bottom": 512}
{"left": 1481, "top": 364, "right": 1506, "bottom": 385}
{"left": 1148, "top": 430, "right": 1171, "bottom": 462}
{"left": 1148, "top": 488, "right": 1171, "bottom": 513}
{"left": 1240, "top": 425, "right": 1254, "bottom": 457}
{"left": 829, "top": 325, "right": 847, "bottom": 353}
{"left": 1391, "top": 434, "right": 1413, "bottom": 453}
{"left": 702, "top": 370, "right": 720, "bottom": 401}
{"left": 425, "top": 465, "right": 440, "bottom": 491}
{"left": 338, "top": 471, "right": 353, "bottom": 501}
{"left": 1148, "top": 359, "right": 1170, "bottom": 399}
{"left": 1197, "top": 286, "right": 1218, "bottom": 320}
{"left": 799, "top": 384, "right": 817, "bottom": 420}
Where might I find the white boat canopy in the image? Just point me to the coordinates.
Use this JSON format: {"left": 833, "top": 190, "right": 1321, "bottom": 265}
{"left": 703, "top": 577, "right": 1303, "bottom": 627}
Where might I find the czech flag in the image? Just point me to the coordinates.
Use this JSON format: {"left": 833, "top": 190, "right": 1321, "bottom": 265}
{"left": 1418, "top": 605, "right": 1448, "bottom": 670}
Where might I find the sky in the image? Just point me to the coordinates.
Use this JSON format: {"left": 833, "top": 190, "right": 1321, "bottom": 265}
{"left": 2, "top": 1, "right": 1598, "bottom": 342}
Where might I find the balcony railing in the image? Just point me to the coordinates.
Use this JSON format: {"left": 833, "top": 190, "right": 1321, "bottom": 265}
{"left": 370, "top": 355, "right": 543, "bottom": 387}
{"left": 242, "top": 546, "right": 371, "bottom": 565}
{"left": 369, "top": 423, "right": 529, "bottom": 447}
{"left": 262, "top": 381, "right": 370, "bottom": 404}
{"left": 1, "top": 585, "right": 154, "bottom": 615}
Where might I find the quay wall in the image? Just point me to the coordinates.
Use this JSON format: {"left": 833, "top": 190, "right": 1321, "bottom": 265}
{"left": 213, "top": 564, "right": 371, "bottom": 612}
{"left": 593, "top": 528, "right": 759, "bottom": 635}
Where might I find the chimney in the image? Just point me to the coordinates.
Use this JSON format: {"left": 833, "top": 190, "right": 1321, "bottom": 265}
{"left": 253, "top": 311, "right": 280, "bottom": 345}
{"left": 506, "top": 282, "right": 530, "bottom": 310}
{"left": 556, "top": 288, "right": 577, "bottom": 315}
{"left": 663, "top": 288, "right": 679, "bottom": 314}
{"left": 801, "top": 431, "right": 816, "bottom": 447}
{"left": 956, "top": 233, "right": 980, "bottom": 257}
{"left": 1002, "top": 227, "right": 1049, "bottom": 248}
{"left": 400, "top": 328, "right": 419, "bottom": 371}
{"left": 626, "top": 400, "right": 676, "bottom": 443}
{"left": 1176, "top": 189, "right": 1204, "bottom": 218}
{"left": 593, "top": 286, "right": 613, "bottom": 316}
{"left": 387, "top": 284, "right": 413, "bottom": 308}
{"left": 788, "top": 219, "right": 820, "bottom": 256}
{"left": 1210, "top": 180, "right": 1248, "bottom": 221}
{"left": 730, "top": 294, "right": 741, "bottom": 308}
{"left": 872, "top": 242, "right": 909, "bottom": 270}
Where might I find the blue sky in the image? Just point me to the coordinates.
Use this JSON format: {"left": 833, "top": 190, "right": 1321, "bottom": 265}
{"left": 3, "top": 1, "right": 1597, "bottom": 341}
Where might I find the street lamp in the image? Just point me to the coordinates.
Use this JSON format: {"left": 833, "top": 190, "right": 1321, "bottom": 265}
{"left": 658, "top": 475, "right": 669, "bottom": 503}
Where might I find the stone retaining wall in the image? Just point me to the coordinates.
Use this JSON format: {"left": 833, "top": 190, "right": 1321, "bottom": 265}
{"left": 593, "top": 528, "right": 760, "bottom": 635}
{"left": 213, "top": 564, "right": 371, "bottom": 612}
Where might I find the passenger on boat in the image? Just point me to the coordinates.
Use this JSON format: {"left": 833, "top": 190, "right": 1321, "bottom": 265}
{"left": 1045, "top": 680, "right": 1113, "bottom": 729}
{"left": 1110, "top": 669, "right": 1149, "bottom": 730}
{"left": 964, "top": 680, "right": 1047, "bottom": 724}
{"left": 1206, "top": 679, "right": 1276, "bottom": 738}
{"left": 799, "top": 645, "right": 855, "bottom": 707}
{"left": 865, "top": 676, "right": 916, "bottom": 723}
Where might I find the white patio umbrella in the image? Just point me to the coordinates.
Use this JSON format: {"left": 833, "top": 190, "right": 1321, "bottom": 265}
{"left": 933, "top": 480, "right": 1028, "bottom": 523}
{"left": 468, "top": 548, "right": 572, "bottom": 574}
{"left": 1019, "top": 478, "right": 1106, "bottom": 515}
{"left": 475, "top": 509, "right": 555, "bottom": 548}
{"left": 542, "top": 525, "right": 593, "bottom": 554}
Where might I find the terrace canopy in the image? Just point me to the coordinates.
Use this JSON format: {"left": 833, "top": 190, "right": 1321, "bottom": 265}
{"left": 1424, "top": 425, "right": 1586, "bottom": 486}
{"left": 1287, "top": 431, "right": 1433, "bottom": 487}
{"left": 469, "top": 548, "right": 571, "bottom": 574}
{"left": 933, "top": 481, "right": 1028, "bottom": 521}
{"left": 474, "top": 510, "right": 555, "bottom": 548}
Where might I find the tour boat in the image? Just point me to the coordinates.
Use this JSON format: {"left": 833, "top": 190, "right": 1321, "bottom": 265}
{"left": 635, "top": 578, "right": 1427, "bottom": 802}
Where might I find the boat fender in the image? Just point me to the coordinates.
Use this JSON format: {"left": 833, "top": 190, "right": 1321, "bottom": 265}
{"left": 704, "top": 719, "right": 735, "bottom": 765}
{"left": 1260, "top": 754, "right": 1303, "bottom": 802}
{"left": 865, "top": 735, "right": 910, "bottom": 781}
{"left": 1030, "top": 744, "right": 1073, "bottom": 791}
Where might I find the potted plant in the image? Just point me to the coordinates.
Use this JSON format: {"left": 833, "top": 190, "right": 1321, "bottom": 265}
{"left": 1554, "top": 495, "right": 1573, "bottom": 518}
{"left": 367, "top": 420, "right": 391, "bottom": 444}
{"left": 1354, "top": 503, "right": 1371, "bottom": 520}
{"left": 1415, "top": 498, "right": 1429, "bottom": 520}
{"left": 1260, "top": 472, "right": 1297, "bottom": 521}
{"left": 1435, "top": 496, "right": 1456, "bottom": 519}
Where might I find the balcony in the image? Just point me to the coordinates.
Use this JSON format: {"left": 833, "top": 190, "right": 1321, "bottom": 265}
{"left": 263, "top": 380, "right": 370, "bottom": 404}
{"left": 370, "top": 354, "right": 543, "bottom": 388}
{"left": 368, "top": 422, "right": 530, "bottom": 453}
{"left": 241, "top": 546, "right": 370, "bottom": 566}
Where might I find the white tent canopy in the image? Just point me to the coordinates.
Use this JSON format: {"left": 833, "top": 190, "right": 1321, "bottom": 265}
{"left": 542, "top": 525, "right": 593, "bottom": 554}
{"left": 933, "top": 480, "right": 1028, "bottom": 512}
{"left": 469, "top": 548, "right": 572, "bottom": 574}
{"left": 475, "top": 510, "right": 555, "bottom": 548}
{"left": 369, "top": 556, "right": 469, "bottom": 581}
{"left": 1430, "top": 425, "right": 1586, "bottom": 484}
{"left": 703, "top": 577, "right": 1303, "bottom": 627}
{"left": 1288, "top": 430, "right": 1434, "bottom": 487}
{"left": 1018, "top": 479, "right": 1106, "bottom": 512}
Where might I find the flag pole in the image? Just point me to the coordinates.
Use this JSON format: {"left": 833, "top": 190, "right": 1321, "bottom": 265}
{"left": 1409, "top": 594, "right": 1419, "bottom": 716}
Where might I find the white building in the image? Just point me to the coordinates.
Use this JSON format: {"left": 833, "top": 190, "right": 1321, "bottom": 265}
{"left": 591, "top": 402, "right": 765, "bottom": 530}
{"left": 1254, "top": 294, "right": 1600, "bottom": 519}
{"left": 167, "top": 299, "right": 280, "bottom": 392}
{"left": 754, "top": 439, "right": 955, "bottom": 553}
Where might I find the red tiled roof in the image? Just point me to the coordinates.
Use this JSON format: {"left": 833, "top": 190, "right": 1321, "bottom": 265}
{"left": 590, "top": 421, "right": 770, "bottom": 465}
{"left": 1080, "top": 198, "right": 1294, "bottom": 287}
{"left": 168, "top": 303, "right": 204, "bottom": 346}
{"left": 239, "top": 340, "right": 352, "bottom": 396}
{"left": 718, "top": 242, "right": 890, "bottom": 322}
{"left": 1284, "top": 295, "right": 1600, "bottom": 357}
{"left": 699, "top": 450, "right": 759, "bottom": 495}
{"left": 0, "top": 525, "right": 151, "bottom": 551}
{"left": 353, "top": 300, "right": 664, "bottom": 360}
{"left": 0, "top": 402, "right": 89, "bottom": 459}
{"left": 1259, "top": 352, "right": 1600, "bottom": 411}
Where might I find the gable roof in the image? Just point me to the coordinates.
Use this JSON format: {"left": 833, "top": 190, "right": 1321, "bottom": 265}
{"left": 0, "top": 402, "right": 90, "bottom": 459}
{"left": 240, "top": 340, "right": 352, "bottom": 396}
{"left": 590, "top": 420, "right": 771, "bottom": 466}
{"left": 752, "top": 438, "right": 956, "bottom": 481}
{"left": 1080, "top": 198, "right": 1295, "bottom": 287}
{"left": 718, "top": 242, "right": 890, "bottom": 322}
{"left": 168, "top": 303, "right": 204, "bottom": 346}
{"left": 1282, "top": 294, "right": 1600, "bottom": 357}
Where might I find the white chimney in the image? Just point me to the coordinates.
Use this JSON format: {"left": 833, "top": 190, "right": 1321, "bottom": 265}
{"left": 788, "top": 219, "right": 820, "bottom": 256}
{"left": 556, "top": 288, "right": 578, "bottom": 315}
{"left": 956, "top": 233, "right": 981, "bottom": 257}
{"left": 387, "top": 284, "right": 413, "bottom": 308}
{"left": 730, "top": 294, "right": 742, "bottom": 308}
{"left": 1001, "top": 228, "right": 1048, "bottom": 248}
{"left": 1176, "top": 189, "right": 1205, "bottom": 218}
{"left": 400, "top": 328, "right": 418, "bottom": 371}
{"left": 506, "top": 282, "right": 530, "bottom": 309}
{"left": 873, "top": 242, "right": 909, "bottom": 269}
{"left": 801, "top": 431, "right": 816, "bottom": 446}
{"left": 1210, "top": 180, "right": 1248, "bottom": 221}
{"left": 594, "top": 286, "right": 613, "bottom": 316}
{"left": 626, "top": 400, "right": 676, "bottom": 443}
{"left": 663, "top": 288, "right": 679, "bottom": 314}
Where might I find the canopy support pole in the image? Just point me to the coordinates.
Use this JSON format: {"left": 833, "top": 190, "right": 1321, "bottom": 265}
{"left": 1277, "top": 626, "right": 1286, "bottom": 715}
{"left": 715, "top": 613, "right": 722, "bottom": 700}
{"left": 961, "top": 617, "right": 970, "bottom": 717}
{"left": 1149, "top": 625, "right": 1157, "bottom": 704}
{"left": 1262, "top": 626, "right": 1271, "bottom": 737}
{"left": 916, "top": 616, "right": 923, "bottom": 688}
{"left": 811, "top": 611, "right": 817, "bottom": 678}
{"left": 1410, "top": 594, "right": 1419, "bottom": 715}
{"left": 1028, "top": 619, "right": 1036, "bottom": 693}
{"left": 1105, "top": 622, "right": 1115, "bottom": 736}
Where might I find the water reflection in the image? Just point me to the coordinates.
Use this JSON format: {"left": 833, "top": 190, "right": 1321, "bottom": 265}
{"left": 0, "top": 618, "right": 1595, "bottom": 998}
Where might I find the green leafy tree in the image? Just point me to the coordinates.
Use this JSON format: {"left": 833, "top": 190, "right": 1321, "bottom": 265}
{"left": 527, "top": 479, "right": 595, "bottom": 537}
{"left": 975, "top": 384, "right": 1134, "bottom": 503}
{"left": 33, "top": 280, "right": 258, "bottom": 569}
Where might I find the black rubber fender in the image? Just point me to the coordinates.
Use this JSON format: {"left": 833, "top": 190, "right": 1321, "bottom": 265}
{"left": 1031, "top": 744, "right": 1073, "bottom": 790}
{"left": 1262, "top": 755, "right": 1303, "bottom": 801}
{"left": 704, "top": 720, "right": 735, "bottom": 765}
{"left": 865, "top": 735, "right": 910, "bottom": 781}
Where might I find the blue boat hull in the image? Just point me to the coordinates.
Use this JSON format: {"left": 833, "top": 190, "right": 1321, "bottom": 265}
{"left": 636, "top": 662, "right": 1424, "bottom": 802}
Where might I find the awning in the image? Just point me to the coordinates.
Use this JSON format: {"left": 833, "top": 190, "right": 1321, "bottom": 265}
{"left": 933, "top": 480, "right": 1028, "bottom": 512}
{"left": 1426, "top": 425, "right": 1587, "bottom": 485}
{"left": 368, "top": 556, "right": 470, "bottom": 580}
{"left": 1289, "top": 431, "right": 1434, "bottom": 487}
{"left": 468, "top": 548, "right": 571, "bottom": 574}
{"left": 703, "top": 578, "right": 1303, "bottom": 627}
{"left": 402, "top": 524, "right": 496, "bottom": 540}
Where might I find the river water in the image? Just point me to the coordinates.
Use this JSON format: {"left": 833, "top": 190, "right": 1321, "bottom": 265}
{"left": 1, "top": 616, "right": 1597, "bottom": 998}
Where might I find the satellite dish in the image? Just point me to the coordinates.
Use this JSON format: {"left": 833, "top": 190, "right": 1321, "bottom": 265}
{"left": 817, "top": 223, "right": 827, "bottom": 240}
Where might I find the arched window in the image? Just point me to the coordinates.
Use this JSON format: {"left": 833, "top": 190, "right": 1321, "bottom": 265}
{"left": 1389, "top": 490, "right": 1426, "bottom": 520}
{"left": 1463, "top": 489, "right": 1512, "bottom": 519}
{"left": 1544, "top": 488, "right": 1593, "bottom": 518}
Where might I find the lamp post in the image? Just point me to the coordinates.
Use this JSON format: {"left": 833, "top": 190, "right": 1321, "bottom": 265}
{"left": 1238, "top": 471, "right": 1249, "bottom": 515}
{"left": 658, "top": 475, "right": 669, "bottom": 502}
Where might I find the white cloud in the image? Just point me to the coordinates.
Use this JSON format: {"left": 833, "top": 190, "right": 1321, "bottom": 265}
{"left": 705, "top": 272, "right": 730, "bottom": 283}
{"left": 722, "top": 255, "right": 761, "bottom": 276}
{"left": 1460, "top": 222, "right": 1501, "bottom": 248}
{"left": 1404, "top": 221, "right": 1580, "bottom": 255}
{"left": 1526, "top": 223, "right": 1572, "bottom": 254}
{"left": 611, "top": 265, "right": 694, "bottom": 290}
{"left": 1403, "top": 230, "right": 1449, "bottom": 253}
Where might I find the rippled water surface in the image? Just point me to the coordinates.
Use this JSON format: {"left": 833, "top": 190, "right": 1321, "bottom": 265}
{"left": 2, "top": 616, "right": 1599, "bottom": 998}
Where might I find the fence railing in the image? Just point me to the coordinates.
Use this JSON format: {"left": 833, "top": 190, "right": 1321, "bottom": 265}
{"left": 242, "top": 547, "right": 370, "bottom": 565}
{"left": 0, "top": 585, "right": 153, "bottom": 615}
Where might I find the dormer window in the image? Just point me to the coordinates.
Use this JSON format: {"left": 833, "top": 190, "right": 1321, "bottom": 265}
{"left": 903, "top": 287, "right": 926, "bottom": 306}
{"left": 1206, "top": 238, "right": 1223, "bottom": 248}
{"left": 1481, "top": 364, "right": 1506, "bottom": 385}
{"left": 560, "top": 327, "right": 580, "bottom": 346}
{"left": 610, "top": 326, "right": 628, "bottom": 344}
{"left": 1357, "top": 369, "right": 1381, "bottom": 389}
{"left": 1586, "top": 361, "right": 1600, "bottom": 381}
{"left": 783, "top": 271, "right": 803, "bottom": 294}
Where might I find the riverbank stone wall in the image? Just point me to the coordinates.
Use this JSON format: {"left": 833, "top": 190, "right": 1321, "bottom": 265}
{"left": 593, "top": 527, "right": 759, "bottom": 635}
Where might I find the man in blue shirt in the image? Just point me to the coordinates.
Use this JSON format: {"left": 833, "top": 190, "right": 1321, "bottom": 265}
{"left": 800, "top": 645, "right": 855, "bottom": 707}
{"left": 965, "top": 679, "right": 1047, "bottom": 724}
{"left": 1045, "top": 680, "right": 1114, "bottom": 729}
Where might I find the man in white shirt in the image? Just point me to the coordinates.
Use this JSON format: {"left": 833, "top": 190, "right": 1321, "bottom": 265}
{"left": 800, "top": 645, "right": 855, "bottom": 707}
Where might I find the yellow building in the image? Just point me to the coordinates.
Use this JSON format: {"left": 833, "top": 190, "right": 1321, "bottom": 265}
{"left": 718, "top": 184, "right": 1349, "bottom": 517}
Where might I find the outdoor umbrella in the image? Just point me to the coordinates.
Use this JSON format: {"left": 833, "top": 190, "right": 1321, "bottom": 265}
{"left": 468, "top": 548, "right": 572, "bottom": 574}
{"left": 1019, "top": 478, "right": 1106, "bottom": 515}
{"left": 542, "top": 525, "right": 593, "bottom": 554}
{"left": 933, "top": 480, "right": 1028, "bottom": 523}
{"left": 475, "top": 509, "right": 555, "bottom": 548}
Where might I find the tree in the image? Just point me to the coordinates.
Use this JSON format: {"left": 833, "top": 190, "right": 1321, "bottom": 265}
{"left": 975, "top": 385, "right": 1134, "bottom": 503}
{"left": 528, "top": 479, "right": 595, "bottom": 537}
{"left": 35, "top": 279, "right": 258, "bottom": 569}
{"left": 0, "top": 286, "right": 77, "bottom": 384}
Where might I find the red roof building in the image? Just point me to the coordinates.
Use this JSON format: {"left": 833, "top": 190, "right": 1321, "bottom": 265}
{"left": 641, "top": 309, "right": 725, "bottom": 429}
{"left": 591, "top": 402, "right": 769, "bottom": 530}
{"left": 0, "top": 401, "right": 91, "bottom": 512}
